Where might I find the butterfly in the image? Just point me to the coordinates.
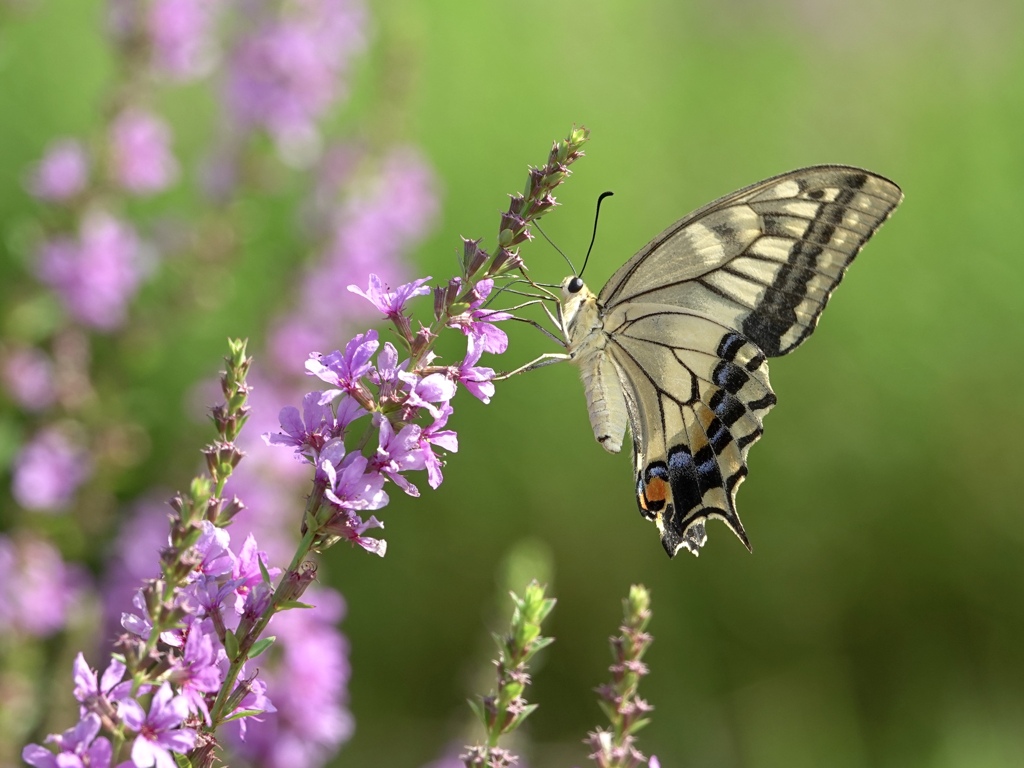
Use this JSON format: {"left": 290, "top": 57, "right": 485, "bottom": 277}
{"left": 515, "top": 165, "right": 902, "bottom": 557}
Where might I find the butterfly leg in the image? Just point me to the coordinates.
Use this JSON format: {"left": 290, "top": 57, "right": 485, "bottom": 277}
{"left": 492, "top": 352, "right": 570, "bottom": 381}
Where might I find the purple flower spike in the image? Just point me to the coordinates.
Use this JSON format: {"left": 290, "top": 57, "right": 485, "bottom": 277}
{"left": 27, "top": 139, "right": 89, "bottom": 201}
{"left": 448, "top": 278, "right": 512, "bottom": 354}
{"left": 348, "top": 273, "right": 432, "bottom": 317}
{"left": 110, "top": 108, "right": 179, "bottom": 195}
{"left": 121, "top": 682, "right": 197, "bottom": 768}
{"left": 23, "top": 713, "right": 112, "bottom": 768}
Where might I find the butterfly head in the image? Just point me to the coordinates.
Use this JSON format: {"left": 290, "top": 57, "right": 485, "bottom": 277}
{"left": 559, "top": 275, "right": 598, "bottom": 329}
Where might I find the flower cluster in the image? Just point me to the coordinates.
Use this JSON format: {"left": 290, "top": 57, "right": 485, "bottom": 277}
{"left": 265, "top": 270, "right": 510, "bottom": 555}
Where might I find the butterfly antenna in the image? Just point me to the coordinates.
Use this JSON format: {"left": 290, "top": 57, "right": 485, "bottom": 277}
{"left": 534, "top": 221, "right": 576, "bottom": 274}
{"left": 579, "top": 191, "right": 614, "bottom": 278}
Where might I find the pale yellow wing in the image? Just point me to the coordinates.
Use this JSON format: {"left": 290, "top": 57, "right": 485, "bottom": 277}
{"left": 598, "top": 166, "right": 903, "bottom": 356}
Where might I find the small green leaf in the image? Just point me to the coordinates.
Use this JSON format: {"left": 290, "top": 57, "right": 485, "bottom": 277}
{"left": 248, "top": 636, "right": 276, "bottom": 660}
{"left": 277, "top": 600, "right": 315, "bottom": 610}
{"left": 224, "top": 629, "right": 239, "bottom": 661}
{"left": 222, "top": 708, "right": 264, "bottom": 723}
{"left": 257, "top": 555, "right": 271, "bottom": 585}
{"left": 504, "top": 702, "right": 539, "bottom": 733}
{"left": 467, "top": 697, "right": 486, "bottom": 726}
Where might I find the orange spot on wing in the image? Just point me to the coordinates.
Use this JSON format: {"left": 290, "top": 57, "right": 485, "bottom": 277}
{"left": 644, "top": 477, "right": 668, "bottom": 506}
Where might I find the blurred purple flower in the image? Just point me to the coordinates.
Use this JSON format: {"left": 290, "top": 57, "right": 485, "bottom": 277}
{"left": 225, "top": 0, "right": 366, "bottom": 156}
{"left": 120, "top": 682, "right": 197, "bottom": 767}
{"left": 268, "top": 148, "right": 438, "bottom": 368}
{"left": 228, "top": 589, "right": 352, "bottom": 766}
{"left": 27, "top": 139, "right": 89, "bottom": 201}
{"left": 0, "top": 534, "right": 83, "bottom": 637}
{"left": 110, "top": 108, "right": 179, "bottom": 194}
{"left": 148, "top": 0, "right": 221, "bottom": 80}
{"left": 22, "top": 713, "right": 112, "bottom": 768}
{"left": 2, "top": 347, "right": 57, "bottom": 411}
{"left": 35, "top": 211, "right": 151, "bottom": 331}
{"left": 11, "top": 427, "right": 91, "bottom": 512}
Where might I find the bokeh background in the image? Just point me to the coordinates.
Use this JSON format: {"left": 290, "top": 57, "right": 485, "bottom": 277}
{"left": 2, "top": 0, "right": 1023, "bottom": 766}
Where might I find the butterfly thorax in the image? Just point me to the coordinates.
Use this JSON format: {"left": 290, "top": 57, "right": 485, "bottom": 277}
{"left": 559, "top": 276, "right": 630, "bottom": 454}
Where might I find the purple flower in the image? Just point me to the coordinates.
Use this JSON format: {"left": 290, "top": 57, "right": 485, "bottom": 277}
{"left": 73, "top": 653, "right": 131, "bottom": 713}
{"left": 122, "top": 590, "right": 154, "bottom": 638}
{"left": 400, "top": 371, "right": 457, "bottom": 420}
{"left": 172, "top": 619, "right": 223, "bottom": 723}
{"left": 264, "top": 390, "right": 362, "bottom": 460}
{"left": 27, "top": 139, "right": 89, "bottom": 201}
{"left": 0, "top": 535, "right": 82, "bottom": 637}
{"left": 348, "top": 273, "right": 431, "bottom": 317}
{"left": 23, "top": 713, "right": 112, "bottom": 768}
{"left": 1, "top": 347, "right": 57, "bottom": 411}
{"left": 372, "top": 416, "right": 424, "bottom": 496}
{"left": 11, "top": 427, "right": 91, "bottom": 512}
{"left": 232, "top": 533, "right": 280, "bottom": 610}
{"left": 148, "top": 0, "right": 221, "bottom": 80}
{"left": 120, "top": 682, "right": 197, "bottom": 768}
{"left": 319, "top": 440, "right": 387, "bottom": 511}
{"left": 305, "top": 329, "right": 378, "bottom": 400}
{"left": 35, "top": 211, "right": 150, "bottom": 331}
{"left": 448, "top": 278, "right": 512, "bottom": 354}
{"left": 453, "top": 334, "right": 497, "bottom": 404}
{"left": 227, "top": 675, "right": 276, "bottom": 741}
{"left": 191, "top": 521, "right": 235, "bottom": 579}
{"left": 417, "top": 403, "right": 458, "bottom": 489}
{"left": 109, "top": 108, "right": 179, "bottom": 194}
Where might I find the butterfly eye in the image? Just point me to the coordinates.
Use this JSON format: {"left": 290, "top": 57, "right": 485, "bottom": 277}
{"left": 567, "top": 276, "right": 585, "bottom": 294}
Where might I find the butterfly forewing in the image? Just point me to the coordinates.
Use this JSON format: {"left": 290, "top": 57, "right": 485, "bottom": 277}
{"left": 599, "top": 166, "right": 903, "bottom": 357}
{"left": 563, "top": 165, "right": 901, "bottom": 557}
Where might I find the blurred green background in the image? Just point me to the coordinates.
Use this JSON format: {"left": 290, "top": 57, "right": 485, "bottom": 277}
{"left": 3, "top": 0, "right": 1024, "bottom": 766}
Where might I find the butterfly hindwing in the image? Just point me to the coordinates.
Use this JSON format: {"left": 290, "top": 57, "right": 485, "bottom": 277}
{"left": 602, "top": 306, "right": 775, "bottom": 556}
